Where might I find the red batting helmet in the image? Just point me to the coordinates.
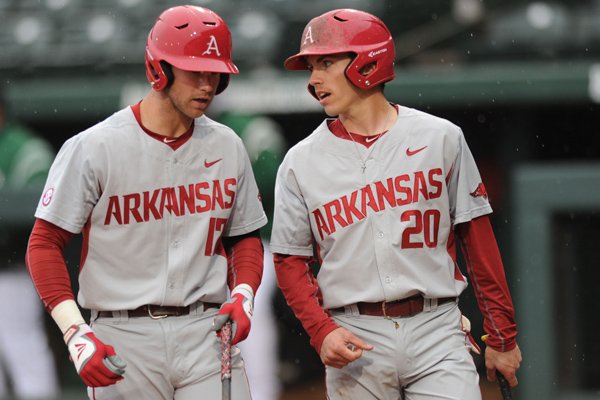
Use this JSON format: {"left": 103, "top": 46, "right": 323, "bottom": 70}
{"left": 145, "top": 5, "right": 239, "bottom": 93}
{"left": 284, "top": 9, "right": 395, "bottom": 93}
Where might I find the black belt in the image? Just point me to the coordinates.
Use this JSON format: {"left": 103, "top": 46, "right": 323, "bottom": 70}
{"left": 331, "top": 296, "right": 456, "bottom": 318}
{"left": 97, "top": 302, "right": 221, "bottom": 319}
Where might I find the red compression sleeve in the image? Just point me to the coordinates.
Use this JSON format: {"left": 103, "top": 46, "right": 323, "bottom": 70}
{"left": 225, "top": 235, "right": 264, "bottom": 294}
{"left": 274, "top": 253, "right": 339, "bottom": 353}
{"left": 455, "top": 215, "right": 517, "bottom": 352}
{"left": 26, "top": 218, "right": 76, "bottom": 312}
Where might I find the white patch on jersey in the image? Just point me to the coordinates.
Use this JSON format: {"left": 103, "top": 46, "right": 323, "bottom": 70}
{"left": 202, "top": 35, "right": 221, "bottom": 56}
{"left": 303, "top": 26, "right": 314, "bottom": 45}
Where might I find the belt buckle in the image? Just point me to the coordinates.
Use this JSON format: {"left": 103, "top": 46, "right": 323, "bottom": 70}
{"left": 147, "top": 305, "right": 169, "bottom": 319}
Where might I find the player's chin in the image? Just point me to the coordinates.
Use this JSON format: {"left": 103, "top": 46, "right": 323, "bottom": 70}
{"left": 189, "top": 100, "right": 212, "bottom": 116}
{"left": 322, "top": 104, "right": 340, "bottom": 118}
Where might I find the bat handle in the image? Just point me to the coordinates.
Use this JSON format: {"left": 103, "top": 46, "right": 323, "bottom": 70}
{"left": 222, "top": 379, "right": 231, "bottom": 400}
{"left": 221, "top": 321, "right": 232, "bottom": 400}
{"left": 496, "top": 371, "right": 513, "bottom": 400}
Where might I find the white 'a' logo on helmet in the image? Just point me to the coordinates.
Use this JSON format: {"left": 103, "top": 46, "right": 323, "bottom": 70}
{"left": 202, "top": 35, "right": 221, "bottom": 56}
{"left": 303, "top": 26, "right": 314, "bottom": 45}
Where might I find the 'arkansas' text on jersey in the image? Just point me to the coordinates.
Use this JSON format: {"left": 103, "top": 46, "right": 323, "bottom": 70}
{"left": 104, "top": 178, "right": 237, "bottom": 225}
{"left": 311, "top": 168, "right": 443, "bottom": 240}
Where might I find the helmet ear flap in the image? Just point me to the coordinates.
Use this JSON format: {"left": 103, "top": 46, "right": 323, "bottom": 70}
{"left": 159, "top": 61, "right": 174, "bottom": 89}
{"left": 216, "top": 73, "right": 230, "bottom": 95}
{"left": 145, "top": 50, "right": 171, "bottom": 92}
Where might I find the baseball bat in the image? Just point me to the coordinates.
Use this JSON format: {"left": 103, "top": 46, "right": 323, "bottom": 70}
{"left": 220, "top": 321, "right": 233, "bottom": 400}
{"left": 496, "top": 371, "right": 512, "bottom": 400}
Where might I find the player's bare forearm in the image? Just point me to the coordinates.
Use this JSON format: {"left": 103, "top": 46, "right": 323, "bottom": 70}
{"left": 485, "top": 345, "right": 522, "bottom": 387}
{"left": 319, "top": 327, "right": 373, "bottom": 369}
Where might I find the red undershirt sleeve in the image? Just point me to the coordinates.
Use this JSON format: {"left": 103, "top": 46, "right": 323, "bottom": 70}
{"left": 274, "top": 253, "right": 339, "bottom": 353}
{"left": 25, "top": 218, "right": 76, "bottom": 313}
{"left": 455, "top": 215, "right": 518, "bottom": 352}
{"left": 225, "top": 234, "right": 264, "bottom": 294}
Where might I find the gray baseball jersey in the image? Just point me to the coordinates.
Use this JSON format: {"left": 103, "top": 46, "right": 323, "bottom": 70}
{"left": 270, "top": 106, "right": 491, "bottom": 309}
{"left": 35, "top": 107, "right": 267, "bottom": 311}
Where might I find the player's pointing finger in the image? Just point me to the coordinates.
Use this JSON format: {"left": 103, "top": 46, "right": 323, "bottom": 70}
{"left": 346, "top": 335, "right": 373, "bottom": 352}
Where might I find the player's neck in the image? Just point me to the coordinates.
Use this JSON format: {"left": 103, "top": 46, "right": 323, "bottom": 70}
{"left": 339, "top": 96, "right": 395, "bottom": 137}
{"left": 140, "top": 92, "right": 194, "bottom": 138}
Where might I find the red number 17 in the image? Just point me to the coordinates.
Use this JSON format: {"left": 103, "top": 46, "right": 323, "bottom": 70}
{"left": 205, "top": 217, "right": 227, "bottom": 256}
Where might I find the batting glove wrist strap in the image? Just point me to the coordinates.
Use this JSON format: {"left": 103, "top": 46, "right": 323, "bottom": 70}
{"left": 231, "top": 283, "right": 254, "bottom": 300}
{"left": 64, "top": 323, "right": 92, "bottom": 345}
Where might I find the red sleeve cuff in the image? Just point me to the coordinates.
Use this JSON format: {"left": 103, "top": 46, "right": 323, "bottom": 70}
{"left": 485, "top": 333, "right": 517, "bottom": 352}
{"left": 310, "top": 320, "right": 340, "bottom": 354}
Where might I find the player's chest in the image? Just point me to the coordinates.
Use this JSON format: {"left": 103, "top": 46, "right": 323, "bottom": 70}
{"left": 100, "top": 145, "right": 239, "bottom": 197}
{"left": 300, "top": 142, "right": 447, "bottom": 211}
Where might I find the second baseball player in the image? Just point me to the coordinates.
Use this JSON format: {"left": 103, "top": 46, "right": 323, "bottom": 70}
{"left": 271, "top": 8, "right": 522, "bottom": 400}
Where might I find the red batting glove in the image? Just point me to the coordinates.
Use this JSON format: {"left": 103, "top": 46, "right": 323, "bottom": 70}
{"left": 212, "top": 284, "right": 254, "bottom": 345}
{"left": 63, "top": 323, "right": 126, "bottom": 387}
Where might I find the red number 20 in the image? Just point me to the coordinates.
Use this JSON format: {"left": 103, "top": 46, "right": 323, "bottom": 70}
{"left": 401, "top": 209, "right": 441, "bottom": 248}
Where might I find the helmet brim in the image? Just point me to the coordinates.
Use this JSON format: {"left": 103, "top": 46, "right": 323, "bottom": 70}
{"left": 284, "top": 49, "right": 351, "bottom": 71}
{"left": 283, "top": 53, "right": 308, "bottom": 70}
{"left": 170, "top": 57, "right": 239, "bottom": 74}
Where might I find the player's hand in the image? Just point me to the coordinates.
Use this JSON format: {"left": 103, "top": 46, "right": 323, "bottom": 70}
{"left": 63, "top": 323, "right": 126, "bottom": 387}
{"left": 460, "top": 314, "right": 481, "bottom": 355}
{"left": 212, "top": 284, "right": 254, "bottom": 345}
{"left": 485, "top": 344, "right": 522, "bottom": 387}
{"left": 320, "top": 327, "right": 373, "bottom": 369}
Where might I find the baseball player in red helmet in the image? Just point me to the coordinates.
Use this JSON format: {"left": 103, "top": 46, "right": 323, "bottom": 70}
{"left": 25, "top": 5, "right": 266, "bottom": 399}
{"left": 271, "top": 8, "right": 522, "bottom": 399}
